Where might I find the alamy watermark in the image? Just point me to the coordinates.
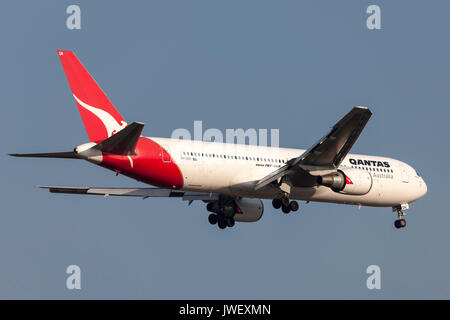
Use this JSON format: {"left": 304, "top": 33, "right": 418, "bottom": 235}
{"left": 66, "top": 5, "right": 81, "bottom": 30}
{"left": 66, "top": 265, "right": 81, "bottom": 290}
{"left": 168, "top": 121, "right": 282, "bottom": 163}
{"left": 171, "top": 120, "right": 279, "bottom": 147}
{"left": 366, "top": 265, "right": 381, "bottom": 290}
{"left": 366, "top": 5, "right": 381, "bottom": 30}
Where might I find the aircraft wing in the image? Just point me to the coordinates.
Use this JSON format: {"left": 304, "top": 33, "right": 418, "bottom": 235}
{"left": 38, "top": 186, "right": 219, "bottom": 201}
{"left": 255, "top": 106, "right": 372, "bottom": 190}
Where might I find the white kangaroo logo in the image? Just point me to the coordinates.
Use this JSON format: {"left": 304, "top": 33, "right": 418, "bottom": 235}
{"left": 73, "top": 94, "right": 127, "bottom": 138}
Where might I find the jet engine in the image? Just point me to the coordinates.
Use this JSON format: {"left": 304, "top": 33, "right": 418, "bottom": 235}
{"left": 317, "top": 168, "right": 373, "bottom": 195}
{"left": 234, "top": 198, "right": 264, "bottom": 222}
{"left": 206, "top": 198, "right": 264, "bottom": 222}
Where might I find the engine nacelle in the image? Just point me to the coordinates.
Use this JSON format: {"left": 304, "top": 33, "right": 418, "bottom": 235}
{"left": 234, "top": 198, "right": 264, "bottom": 222}
{"left": 317, "top": 168, "right": 373, "bottom": 195}
{"left": 206, "top": 198, "right": 264, "bottom": 222}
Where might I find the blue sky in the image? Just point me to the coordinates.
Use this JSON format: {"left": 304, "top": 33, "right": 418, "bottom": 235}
{"left": 1, "top": 0, "right": 449, "bottom": 298}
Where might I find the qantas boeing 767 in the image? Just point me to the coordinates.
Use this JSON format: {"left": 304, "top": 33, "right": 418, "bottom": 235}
{"left": 10, "top": 51, "right": 427, "bottom": 230}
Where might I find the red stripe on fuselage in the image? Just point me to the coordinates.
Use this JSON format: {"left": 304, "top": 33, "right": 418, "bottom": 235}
{"left": 99, "top": 137, "right": 183, "bottom": 189}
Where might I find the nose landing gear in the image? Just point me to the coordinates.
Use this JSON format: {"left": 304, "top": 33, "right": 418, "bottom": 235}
{"left": 394, "top": 218, "right": 407, "bottom": 229}
{"left": 393, "top": 205, "right": 408, "bottom": 229}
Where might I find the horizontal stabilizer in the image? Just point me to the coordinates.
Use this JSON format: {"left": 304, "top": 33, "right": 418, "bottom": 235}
{"left": 93, "top": 122, "right": 144, "bottom": 155}
{"left": 9, "top": 151, "right": 78, "bottom": 159}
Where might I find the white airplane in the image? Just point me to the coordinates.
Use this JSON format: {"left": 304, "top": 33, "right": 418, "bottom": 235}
{"left": 10, "top": 51, "right": 427, "bottom": 230}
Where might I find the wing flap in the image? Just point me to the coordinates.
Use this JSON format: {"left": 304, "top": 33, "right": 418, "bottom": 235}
{"left": 254, "top": 164, "right": 292, "bottom": 190}
{"left": 37, "top": 186, "right": 219, "bottom": 201}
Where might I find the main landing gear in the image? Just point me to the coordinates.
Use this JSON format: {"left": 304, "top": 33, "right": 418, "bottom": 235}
{"left": 393, "top": 205, "right": 408, "bottom": 229}
{"left": 206, "top": 200, "right": 236, "bottom": 230}
{"left": 208, "top": 213, "right": 235, "bottom": 229}
{"left": 272, "top": 196, "right": 299, "bottom": 214}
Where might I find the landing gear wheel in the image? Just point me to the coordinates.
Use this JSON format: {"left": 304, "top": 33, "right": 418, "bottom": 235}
{"left": 289, "top": 201, "right": 299, "bottom": 212}
{"left": 393, "top": 207, "right": 407, "bottom": 229}
{"left": 394, "top": 219, "right": 406, "bottom": 229}
{"left": 218, "top": 217, "right": 227, "bottom": 229}
{"left": 281, "top": 205, "right": 291, "bottom": 214}
{"left": 226, "top": 217, "right": 235, "bottom": 228}
{"left": 281, "top": 197, "right": 290, "bottom": 208}
{"left": 272, "top": 198, "right": 282, "bottom": 209}
{"left": 208, "top": 213, "right": 218, "bottom": 225}
{"left": 400, "top": 219, "right": 407, "bottom": 228}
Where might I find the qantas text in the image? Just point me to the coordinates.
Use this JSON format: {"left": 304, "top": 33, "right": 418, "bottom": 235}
{"left": 349, "top": 158, "right": 390, "bottom": 168}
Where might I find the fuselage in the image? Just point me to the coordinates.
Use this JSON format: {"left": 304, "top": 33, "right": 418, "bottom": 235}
{"left": 82, "top": 136, "right": 427, "bottom": 208}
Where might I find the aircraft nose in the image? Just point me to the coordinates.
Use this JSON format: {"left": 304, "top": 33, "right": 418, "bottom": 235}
{"left": 420, "top": 177, "right": 427, "bottom": 197}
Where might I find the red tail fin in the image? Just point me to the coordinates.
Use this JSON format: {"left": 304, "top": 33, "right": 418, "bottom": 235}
{"left": 57, "top": 50, "right": 127, "bottom": 142}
